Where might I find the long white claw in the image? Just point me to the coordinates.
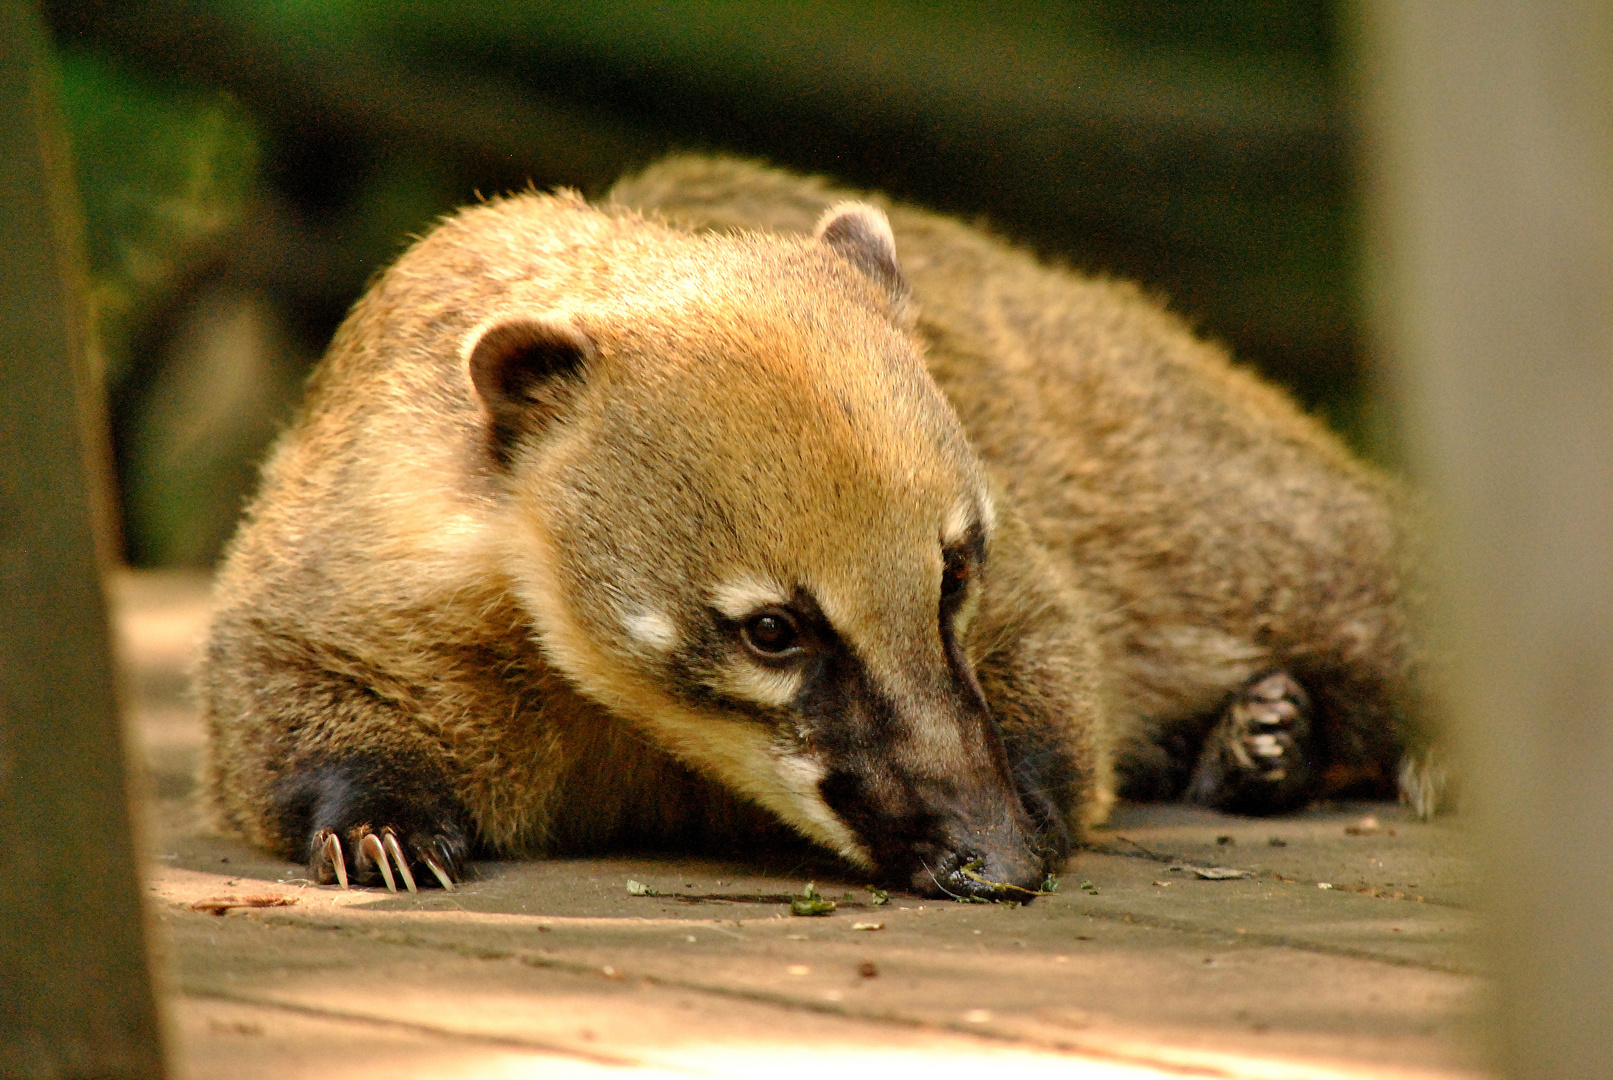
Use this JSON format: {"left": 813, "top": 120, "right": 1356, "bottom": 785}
{"left": 382, "top": 832, "right": 418, "bottom": 893}
{"left": 323, "top": 831, "right": 349, "bottom": 890}
{"left": 422, "top": 850, "right": 456, "bottom": 892}
{"left": 1251, "top": 733, "right": 1285, "bottom": 758}
{"left": 361, "top": 832, "right": 397, "bottom": 893}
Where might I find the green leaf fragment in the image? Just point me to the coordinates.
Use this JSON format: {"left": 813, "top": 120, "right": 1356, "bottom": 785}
{"left": 790, "top": 896, "right": 837, "bottom": 916}
{"left": 868, "top": 888, "right": 890, "bottom": 906}
{"left": 957, "top": 865, "right": 1043, "bottom": 900}
{"left": 790, "top": 881, "right": 836, "bottom": 916}
{"left": 625, "top": 879, "right": 658, "bottom": 896}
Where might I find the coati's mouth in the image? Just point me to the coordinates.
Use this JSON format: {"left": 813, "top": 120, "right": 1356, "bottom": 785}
{"left": 817, "top": 769, "right": 1055, "bottom": 902}
{"left": 917, "top": 852, "right": 1056, "bottom": 904}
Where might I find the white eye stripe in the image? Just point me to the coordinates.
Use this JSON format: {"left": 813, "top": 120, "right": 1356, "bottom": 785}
{"left": 774, "top": 752, "right": 873, "bottom": 868}
{"left": 942, "top": 498, "right": 976, "bottom": 547}
{"left": 711, "top": 576, "right": 791, "bottom": 620}
{"left": 718, "top": 665, "right": 804, "bottom": 709}
{"left": 943, "top": 492, "right": 996, "bottom": 548}
{"left": 623, "top": 608, "right": 678, "bottom": 651}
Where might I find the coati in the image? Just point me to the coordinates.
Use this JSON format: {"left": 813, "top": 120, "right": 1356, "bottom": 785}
{"left": 200, "top": 156, "right": 1414, "bottom": 899}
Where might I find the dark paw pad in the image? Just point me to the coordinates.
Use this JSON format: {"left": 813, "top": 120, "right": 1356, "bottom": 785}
{"left": 1187, "top": 671, "right": 1315, "bottom": 813}
{"left": 310, "top": 824, "right": 468, "bottom": 893}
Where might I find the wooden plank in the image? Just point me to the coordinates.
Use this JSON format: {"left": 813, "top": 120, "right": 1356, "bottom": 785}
{"left": 0, "top": 1, "right": 168, "bottom": 1076}
{"left": 1353, "top": 3, "right": 1613, "bottom": 1075}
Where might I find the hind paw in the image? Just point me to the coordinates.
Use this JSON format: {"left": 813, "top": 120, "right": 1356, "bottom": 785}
{"left": 1187, "top": 671, "right": 1315, "bottom": 813}
{"left": 310, "top": 825, "right": 464, "bottom": 893}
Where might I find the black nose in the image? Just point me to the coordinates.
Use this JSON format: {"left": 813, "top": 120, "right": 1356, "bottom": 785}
{"left": 910, "top": 845, "right": 1048, "bottom": 902}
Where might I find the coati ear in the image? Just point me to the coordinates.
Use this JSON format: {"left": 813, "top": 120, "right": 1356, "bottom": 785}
{"left": 814, "top": 202, "right": 914, "bottom": 325}
{"left": 466, "top": 315, "right": 593, "bottom": 468}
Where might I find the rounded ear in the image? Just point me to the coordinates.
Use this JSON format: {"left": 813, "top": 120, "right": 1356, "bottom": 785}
{"left": 466, "top": 315, "right": 593, "bottom": 468}
{"left": 814, "top": 202, "right": 913, "bottom": 323}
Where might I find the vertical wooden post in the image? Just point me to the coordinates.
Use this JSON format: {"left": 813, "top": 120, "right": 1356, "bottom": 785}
{"left": 0, "top": 2, "right": 169, "bottom": 1077}
{"left": 1353, "top": 3, "right": 1613, "bottom": 1076}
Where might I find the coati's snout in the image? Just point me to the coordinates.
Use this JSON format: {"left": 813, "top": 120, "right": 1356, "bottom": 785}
{"left": 788, "top": 545, "right": 1054, "bottom": 899}
{"left": 813, "top": 684, "right": 1054, "bottom": 901}
{"left": 827, "top": 779, "right": 1050, "bottom": 901}
{"left": 695, "top": 564, "right": 1054, "bottom": 900}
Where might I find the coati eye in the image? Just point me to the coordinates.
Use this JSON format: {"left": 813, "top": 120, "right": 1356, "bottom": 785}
{"left": 741, "top": 609, "right": 802, "bottom": 657}
{"left": 942, "top": 549, "right": 971, "bottom": 600}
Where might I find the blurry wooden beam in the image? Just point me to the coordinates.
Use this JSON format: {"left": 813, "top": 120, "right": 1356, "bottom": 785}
{"left": 1352, "top": 3, "right": 1613, "bottom": 1075}
{"left": 0, "top": 1, "right": 168, "bottom": 1076}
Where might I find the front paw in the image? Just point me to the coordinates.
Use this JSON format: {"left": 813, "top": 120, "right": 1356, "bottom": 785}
{"left": 309, "top": 824, "right": 468, "bottom": 892}
{"left": 1187, "top": 671, "right": 1315, "bottom": 813}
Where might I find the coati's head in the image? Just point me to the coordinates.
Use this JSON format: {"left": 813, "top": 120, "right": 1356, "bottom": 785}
{"left": 468, "top": 203, "right": 1052, "bottom": 898}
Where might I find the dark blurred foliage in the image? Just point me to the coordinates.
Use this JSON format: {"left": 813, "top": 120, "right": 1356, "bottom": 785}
{"left": 41, "top": 0, "right": 1369, "bottom": 566}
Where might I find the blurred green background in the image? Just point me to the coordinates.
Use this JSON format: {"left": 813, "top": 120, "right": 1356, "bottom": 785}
{"left": 43, "top": 0, "right": 1370, "bottom": 567}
